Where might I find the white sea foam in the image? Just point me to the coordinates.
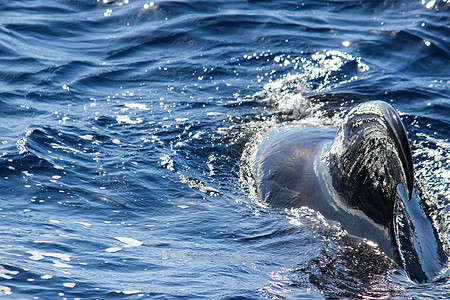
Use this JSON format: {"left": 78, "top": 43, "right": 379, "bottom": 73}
{"left": 124, "top": 102, "right": 148, "bottom": 110}
{"left": 27, "top": 251, "right": 71, "bottom": 262}
{"left": 105, "top": 247, "right": 122, "bottom": 253}
{"left": 116, "top": 115, "right": 143, "bottom": 125}
{"left": 63, "top": 282, "right": 76, "bottom": 288}
{"left": 53, "top": 261, "right": 73, "bottom": 268}
{"left": 0, "top": 285, "right": 11, "bottom": 295}
{"left": 115, "top": 237, "right": 143, "bottom": 247}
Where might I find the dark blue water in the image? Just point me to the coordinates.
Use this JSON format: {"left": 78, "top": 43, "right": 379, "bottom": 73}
{"left": 0, "top": 0, "right": 449, "bottom": 298}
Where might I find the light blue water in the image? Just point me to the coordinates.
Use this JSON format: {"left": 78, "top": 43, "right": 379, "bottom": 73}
{"left": 0, "top": 0, "right": 449, "bottom": 298}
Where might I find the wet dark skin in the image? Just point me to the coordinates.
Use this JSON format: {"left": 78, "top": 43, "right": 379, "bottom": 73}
{"left": 253, "top": 101, "right": 447, "bottom": 282}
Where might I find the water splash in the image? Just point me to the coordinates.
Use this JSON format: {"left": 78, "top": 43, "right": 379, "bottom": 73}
{"left": 411, "top": 131, "right": 450, "bottom": 255}
{"left": 249, "top": 50, "right": 368, "bottom": 118}
{"left": 238, "top": 50, "right": 367, "bottom": 206}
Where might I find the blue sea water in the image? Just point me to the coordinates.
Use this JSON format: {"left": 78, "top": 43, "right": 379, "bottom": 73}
{"left": 0, "top": 0, "right": 449, "bottom": 298}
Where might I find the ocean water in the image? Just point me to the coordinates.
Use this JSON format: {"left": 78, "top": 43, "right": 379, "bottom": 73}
{"left": 0, "top": 0, "right": 449, "bottom": 298}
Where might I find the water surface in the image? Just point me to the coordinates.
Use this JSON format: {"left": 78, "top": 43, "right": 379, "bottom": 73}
{"left": 0, "top": 0, "right": 449, "bottom": 298}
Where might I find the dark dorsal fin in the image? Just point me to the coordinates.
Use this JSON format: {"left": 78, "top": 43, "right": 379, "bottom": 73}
{"left": 326, "top": 101, "right": 414, "bottom": 228}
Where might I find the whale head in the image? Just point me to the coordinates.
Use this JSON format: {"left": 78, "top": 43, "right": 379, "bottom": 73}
{"left": 325, "top": 101, "right": 414, "bottom": 229}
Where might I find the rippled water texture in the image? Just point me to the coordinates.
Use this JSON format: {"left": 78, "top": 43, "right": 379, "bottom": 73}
{"left": 0, "top": 0, "right": 449, "bottom": 298}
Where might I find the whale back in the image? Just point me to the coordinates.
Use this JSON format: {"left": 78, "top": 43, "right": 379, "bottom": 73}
{"left": 254, "top": 126, "right": 336, "bottom": 209}
{"left": 252, "top": 101, "right": 445, "bottom": 282}
{"left": 325, "top": 101, "right": 414, "bottom": 229}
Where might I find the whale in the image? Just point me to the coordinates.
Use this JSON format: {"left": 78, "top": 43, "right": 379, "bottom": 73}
{"left": 252, "top": 100, "right": 447, "bottom": 282}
